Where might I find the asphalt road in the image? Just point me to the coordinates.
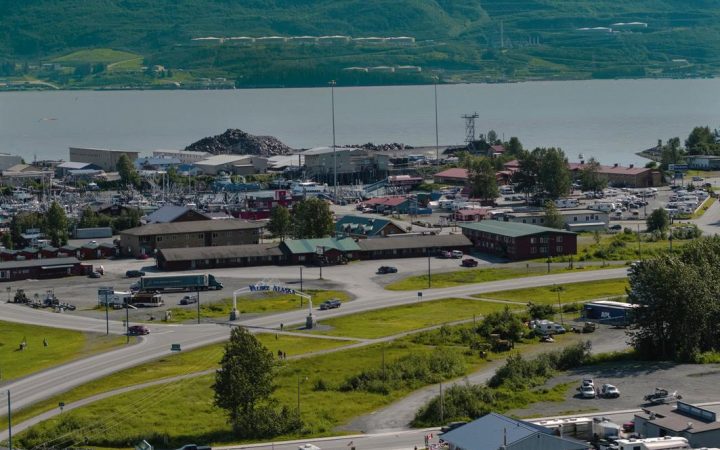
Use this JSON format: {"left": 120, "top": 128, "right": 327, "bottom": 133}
{"left": 0, "top": 263, "right": 628, "bottom": 420}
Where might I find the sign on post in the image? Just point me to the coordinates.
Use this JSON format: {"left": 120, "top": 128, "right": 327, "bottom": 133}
{"left": 171, "top": 344, "right": 182, "bottom": 352}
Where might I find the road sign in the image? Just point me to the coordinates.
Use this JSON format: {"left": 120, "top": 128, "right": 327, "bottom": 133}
{"left": 171, "top": 344, "right": 181, "bottom": 352}
{"left": 669, "top": 164, "right": 688, "bottom": 172}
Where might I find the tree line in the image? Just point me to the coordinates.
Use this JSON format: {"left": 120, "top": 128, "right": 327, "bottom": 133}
{"left": 659, "top": 125, "right": 720, "bottom": 168}
{"left": 266, "top": 198, "right": 334, "bottom": 240}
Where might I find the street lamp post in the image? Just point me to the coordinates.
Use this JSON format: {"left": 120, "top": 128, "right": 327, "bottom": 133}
{"left": 556, "top": 285, "right": 564, "bottom": 326}
{"left": 433, "top": 75, "right": 440, "bottom": 162}
{"left": 7, "top": 390, "right": 12, "bottom": 450}
{"left": 329, "top": 80, "right": 337, "bottom": 201}
{"left": 427, "top": 249, "right": 432, "bottom": 288}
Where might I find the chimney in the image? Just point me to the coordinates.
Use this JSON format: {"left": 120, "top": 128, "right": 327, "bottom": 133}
{"left": 614, "top": 163, "right": 619, "bottom": 167}
{"left": 629, "top": 164, "right": 634, "bottom": 168}
{"left": 580, "top": 160, "right": 585, "bottom": 165}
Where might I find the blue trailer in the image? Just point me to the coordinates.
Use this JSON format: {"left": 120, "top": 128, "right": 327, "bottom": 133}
{"left": 584, "top": 300, "right": 639, "bottom": 326}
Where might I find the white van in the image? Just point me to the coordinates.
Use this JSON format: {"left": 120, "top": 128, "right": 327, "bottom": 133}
{"left": 451, "top": 250, "right": 463, "bottom": 258}
{"left": 531, "top": 320, "right": 566, "bottom": 335}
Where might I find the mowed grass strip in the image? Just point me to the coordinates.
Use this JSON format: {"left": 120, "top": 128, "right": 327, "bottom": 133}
{"left": 311, "top": 298, "right": 511, "bottom": 339}
{"left": 52, "top": 48, "right": 141, "bottom": 64}
{"left": 476, "top": 279, "right": 629, "bottom": 304}
{"left": 167, "top": 290, "right": 350, "bottom": 323}
{"left": 2, "top": 333, "right": 349, "bottom": 432}
{"left": 0, "top": 321, "right": 125, "bottom": 381}
{"left": 385, "top": 265, "right": 623, "bottom": 291}
{"left": 17, "top": 340, "right": 486, "bottom": 447}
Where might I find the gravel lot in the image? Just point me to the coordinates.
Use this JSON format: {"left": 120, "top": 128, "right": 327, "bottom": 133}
{"left": 509, "top": 360, "right": 720, "bottom": 418}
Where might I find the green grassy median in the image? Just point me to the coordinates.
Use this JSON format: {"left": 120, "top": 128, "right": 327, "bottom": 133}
{"left": 0, "top": 321, "right": 125, "bottom": 382}
{"left": 386, "top": 265, "right": 623, "bottom": 291}
{"left": 166, "top": 290, "right": 350, "bottom": 323}
{"left": 310, "top": 298, "right": 510, "bottom": 339}
{"left": 476, "top": 279, "right": 629, "bottom": 304}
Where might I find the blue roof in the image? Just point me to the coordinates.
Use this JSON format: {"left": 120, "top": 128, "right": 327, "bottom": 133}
{"left": 440, "top": 413, "right": 551, "bottom": 450}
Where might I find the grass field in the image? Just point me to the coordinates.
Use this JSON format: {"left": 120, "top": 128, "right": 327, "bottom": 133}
{"left": 311, "top": 298, "right": 511, "bottom": 339}
{"left": 0, "top": 321, "right": 125, "bottom": 382}
{"left": 52, "top": 48, "right": 141, "bottom": 64}
{"left": 2, "top": 333, "right": 349, "bottom": 433}
{"left": 476, "top": 279, "right": 629, "bottom": 304}
{"left": 385, "top": 265, "right": 622, "bottom": 291}
{"left": 15, "top": 339, "right": 488, "bottom": 448}
{"left": 166, "top": 290, "right": 350, "bottom": 323}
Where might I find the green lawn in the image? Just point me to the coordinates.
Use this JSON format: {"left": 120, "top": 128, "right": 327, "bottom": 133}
{"left": 310, "top": 298, "right": 510, "bottom": 339}
{"left": 15, "top": 339, "right": 489, "bottom": 448}
{"left": 692, "top": 196, "right": 716, "bottom": 219}
{"left": 0, "top": 321, "right": 125, "bottom": 382}
{"left": 573, "top": 232, "right": 689, "bottom": 263}
{"left": 386, "top": 265, "right": 622, "bottom": 291}
{"left": 2, "top": 333, "right": 349, "bottom": 433}
{"left": 52, "top": 48, "right": 142, "bottom": 64}
{"left": 165, "top": 290, "right": 350, "bottom": 323}
{"left": 477, "top": 279, "right": 629, "bottom": 304}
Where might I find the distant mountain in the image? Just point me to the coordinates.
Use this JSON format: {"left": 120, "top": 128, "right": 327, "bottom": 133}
{"left": 0, "top": 0, "right": 718, "bottom": 89}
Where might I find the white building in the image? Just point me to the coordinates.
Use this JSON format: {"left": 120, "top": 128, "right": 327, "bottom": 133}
{"left": 153, "top": 149, "right": 210, "bottom": 164}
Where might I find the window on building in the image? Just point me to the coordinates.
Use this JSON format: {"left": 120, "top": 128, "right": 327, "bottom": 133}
{"left": 530, "top": 237, "right": 537, "bottom": 244}
{"left": 156, "top": 236, "right": 162, "bottom": 242}
{"left": 540, "top": 246, "right": 547, "bottom": 254}
{"left": 557, "top": 236, "right": 563, "bottom": 243}
{"left": 556, "top": 246, "right": 563, "bottom": 253}
{"left": 530, "top": 247, "right": 537, "bottom": 254}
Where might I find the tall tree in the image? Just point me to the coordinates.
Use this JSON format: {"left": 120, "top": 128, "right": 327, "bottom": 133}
{"left": 537, "top": 147, "right": 571, "bottom": 199}
{"left": 579, "top": 157, "right": 607, "bottom": 193}
{"left": 628, "top": 238, "right": 720, "bottom": 361}
{"left": 78, "top": 206, "right": 99, "bottom": 228}
{"left": 464, "top": 156, "right": 498, "bottom": 202}
{"left": 685, "top": 126, "right": 718, "bottom": 154}
{"left": 116, "top": 153, "right": 140, "bottom": 188}
{"left": 660, "top": 137, "right": 684, "bottom": 169}
{"left": 267, "top": 205, "right": 292, "bottom": 241}
{"left": 214, "top": 327, "right": 276, "bottom": 434}
{"left": 513, "top": 149, "right": 540, "bottom": 198}
{"left": 543, "top": 201, "right": 565, "bottom": 229}
{"left": 505, "top": 137, "right": 523, "bottom": 155}
{"left": 46, "top": 201, "right": 69, "bottom": 246}
{"left": 292, "top": 198, "right": 334, "bottom": 239}
{"left": 646, "top": 208, "right": 670, "bottom": 233}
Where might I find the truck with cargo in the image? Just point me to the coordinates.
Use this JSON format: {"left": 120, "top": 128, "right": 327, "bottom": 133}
{"left": 138, "top": 274, "right": 223, "bottom": 293}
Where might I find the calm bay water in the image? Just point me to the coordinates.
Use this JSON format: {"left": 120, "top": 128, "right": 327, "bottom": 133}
{"left": 0, "top": 78, "right": 718, "bottom": 165}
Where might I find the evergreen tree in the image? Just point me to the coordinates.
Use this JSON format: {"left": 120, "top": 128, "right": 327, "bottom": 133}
{"left": 116, "top": 154, "right": 140, "bottom": 188}
{"left": 579, "top": 157, "right": 607, "bottom": 193}
{"left": 537, "top": 147, "right": 571, "bottom": 199}
{"left": 646, "top": 208, "right": 670, "bottom": 233}
{"left": 464, "top": 156, "right": 499, "bottom": 202}
{"left": 543, "top": 201, "right": 565, "bottom": 229}
{"left": 46, "top": 201, "right": 69, "bottom": 246}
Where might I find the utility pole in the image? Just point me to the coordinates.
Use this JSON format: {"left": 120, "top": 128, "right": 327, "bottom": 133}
{"left": 439, "top": 381, "right": 444, "bottom": 424}
{"left": 557, "top": 285, "right": 564, "bottom": 326}
{"left": 329, "top": 80, "right": 338, "bottom": 201}
{"left": 125, "top": 300, "right": 129, "bottom": 344}
{"left": 196, "top": 287, "right": 201, "bottom": 324}
{"left": 637, "top": 223, "right": 642, "bottom": 259}
{"left": 434, "top": 75, "right": 440, "bottom": 162}
{"left": 7, "top": 390, "right": 12, "bottom": 450}
{"left": 105, "top": 289, "right": 109, "bottom": 336}
{"left": 427, "top": 249, "right": 432, "bottom": 288}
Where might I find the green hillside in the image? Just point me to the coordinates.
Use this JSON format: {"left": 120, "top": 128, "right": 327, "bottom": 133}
{"left": 0, "top": 0, "right": 718, "bottom": 89}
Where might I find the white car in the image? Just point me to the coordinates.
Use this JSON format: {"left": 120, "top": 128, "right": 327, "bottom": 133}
{"left": 601, "top": 384, "right": 620, "bottom": 398}
{"left": 580, "top": 385, "right": 596, "bottom": 399}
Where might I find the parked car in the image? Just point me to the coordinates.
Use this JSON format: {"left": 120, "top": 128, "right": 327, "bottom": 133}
{"left": 692, "top": 176, "right": 704, "bottom": 182}
{"left": 439, "top": 250, "right": 452, "bottom": 259}
{"left": 601, "top": 384, "right": 621, "bottom": 398}
{"left": 88, "top": 271, "right": 102, "bottom": 278}
{"left": 128, "top": 325, "right": 149, "bottom": 336}
{"left": 377, "top": 266, "right": 398, "bottom": 274}
{"left": 579, "top": 384, "right": 596, "bottom": 399}
{"left": 451, "top": 250, "right": 463, "bottom": 258}
{"left": 581, "top": 378, "right": 595, "bottom": 389}
{"left": 609, "top": 224, "right": 623, "bottom": 231}
{"left": 126, "top": 270, "right": 146, "bottom": 278}
{"left": 461, "top": 258, "right": 478, "bottom": 267}
{"left": 644, "top": 387, "right": 682, "bottom": 404}
{"left": 179, "top": 295, "right": 198, "bottom": 305}
{"left": 319, "top": 299, "right": 341, "bottom": 310}
{"left": 622, "top": 421, "right": 635, "bottom": 432}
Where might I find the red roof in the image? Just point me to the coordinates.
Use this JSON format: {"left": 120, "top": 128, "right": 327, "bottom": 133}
{"left": 504, "top": 159, "right": 520, "bottom": 170}
{"left": 364, "top": 196, "right": 408, "bottom": 207}
{"left": 434, "top": 168, "right": 469, "bottom": 180}
{"left": 568, "top": 162, "right": 651, "bottom": 176}
{"left": 490, "top": 145, "right": 506, "bottom": 153}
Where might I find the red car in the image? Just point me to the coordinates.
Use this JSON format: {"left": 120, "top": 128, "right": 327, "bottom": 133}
{"left": 128, "top": 325, "right": 149, "bottom": 336}
{"left": 461, "top": 258, "right": 478, "bottom": 267}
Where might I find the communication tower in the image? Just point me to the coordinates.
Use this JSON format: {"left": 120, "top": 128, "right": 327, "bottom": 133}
{"left": 462, "top": 112, "right": 479, "bottom": 145}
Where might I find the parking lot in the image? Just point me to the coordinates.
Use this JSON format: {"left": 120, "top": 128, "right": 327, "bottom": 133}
{"left": 508, "top": 360, "right": 720, "bottom": 418}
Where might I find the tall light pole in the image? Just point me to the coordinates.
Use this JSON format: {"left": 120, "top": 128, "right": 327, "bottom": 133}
{"left": 329, "top": 80, "right": 338, "bottom": 201}
{"left": 433, "top": 75, "right": 440, "bottom": 162}
{"left": 7, "top": 390, "right": 12, "bottom": 450}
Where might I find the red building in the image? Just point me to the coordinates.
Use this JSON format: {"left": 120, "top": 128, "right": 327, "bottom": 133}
{"left": 460, "top": 221, "right": 577, "bottom": 261}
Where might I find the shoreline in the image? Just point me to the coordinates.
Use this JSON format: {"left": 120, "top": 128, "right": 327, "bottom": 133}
{"left": 0, "top": 74, "right": 716, "bottom": 93}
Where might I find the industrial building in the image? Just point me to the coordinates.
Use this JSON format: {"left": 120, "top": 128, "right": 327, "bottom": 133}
{"left": 194, "top": 154, "right": 268, "bottom": 175}
{"left": 303, "top": 147, "right": 389, "bottom": 184}
{"left": 686, "top": 155, "right": 720, "bottom": 170}
{"left": 69, "top": 147, "right": 140, "bottom": 172}
{"left": 152, "top": 149, "right": 210, "bottom": 164}
{"left": 439, "top": 412, "right": 589, "bottom": 450}
{"left": 460, "top": 221, "right": 577, "bottom": 260}
{"left": 119, "top": 220, "right": 264, "bottom": 257}
{"left": 569, "top": 162, "right": 662, "bottom": 188}
{"left": 634, "top": 402, "right": 720, "bottom": 448}
{"left": 501, "top": 209, "right": 609, "bottom": 232}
